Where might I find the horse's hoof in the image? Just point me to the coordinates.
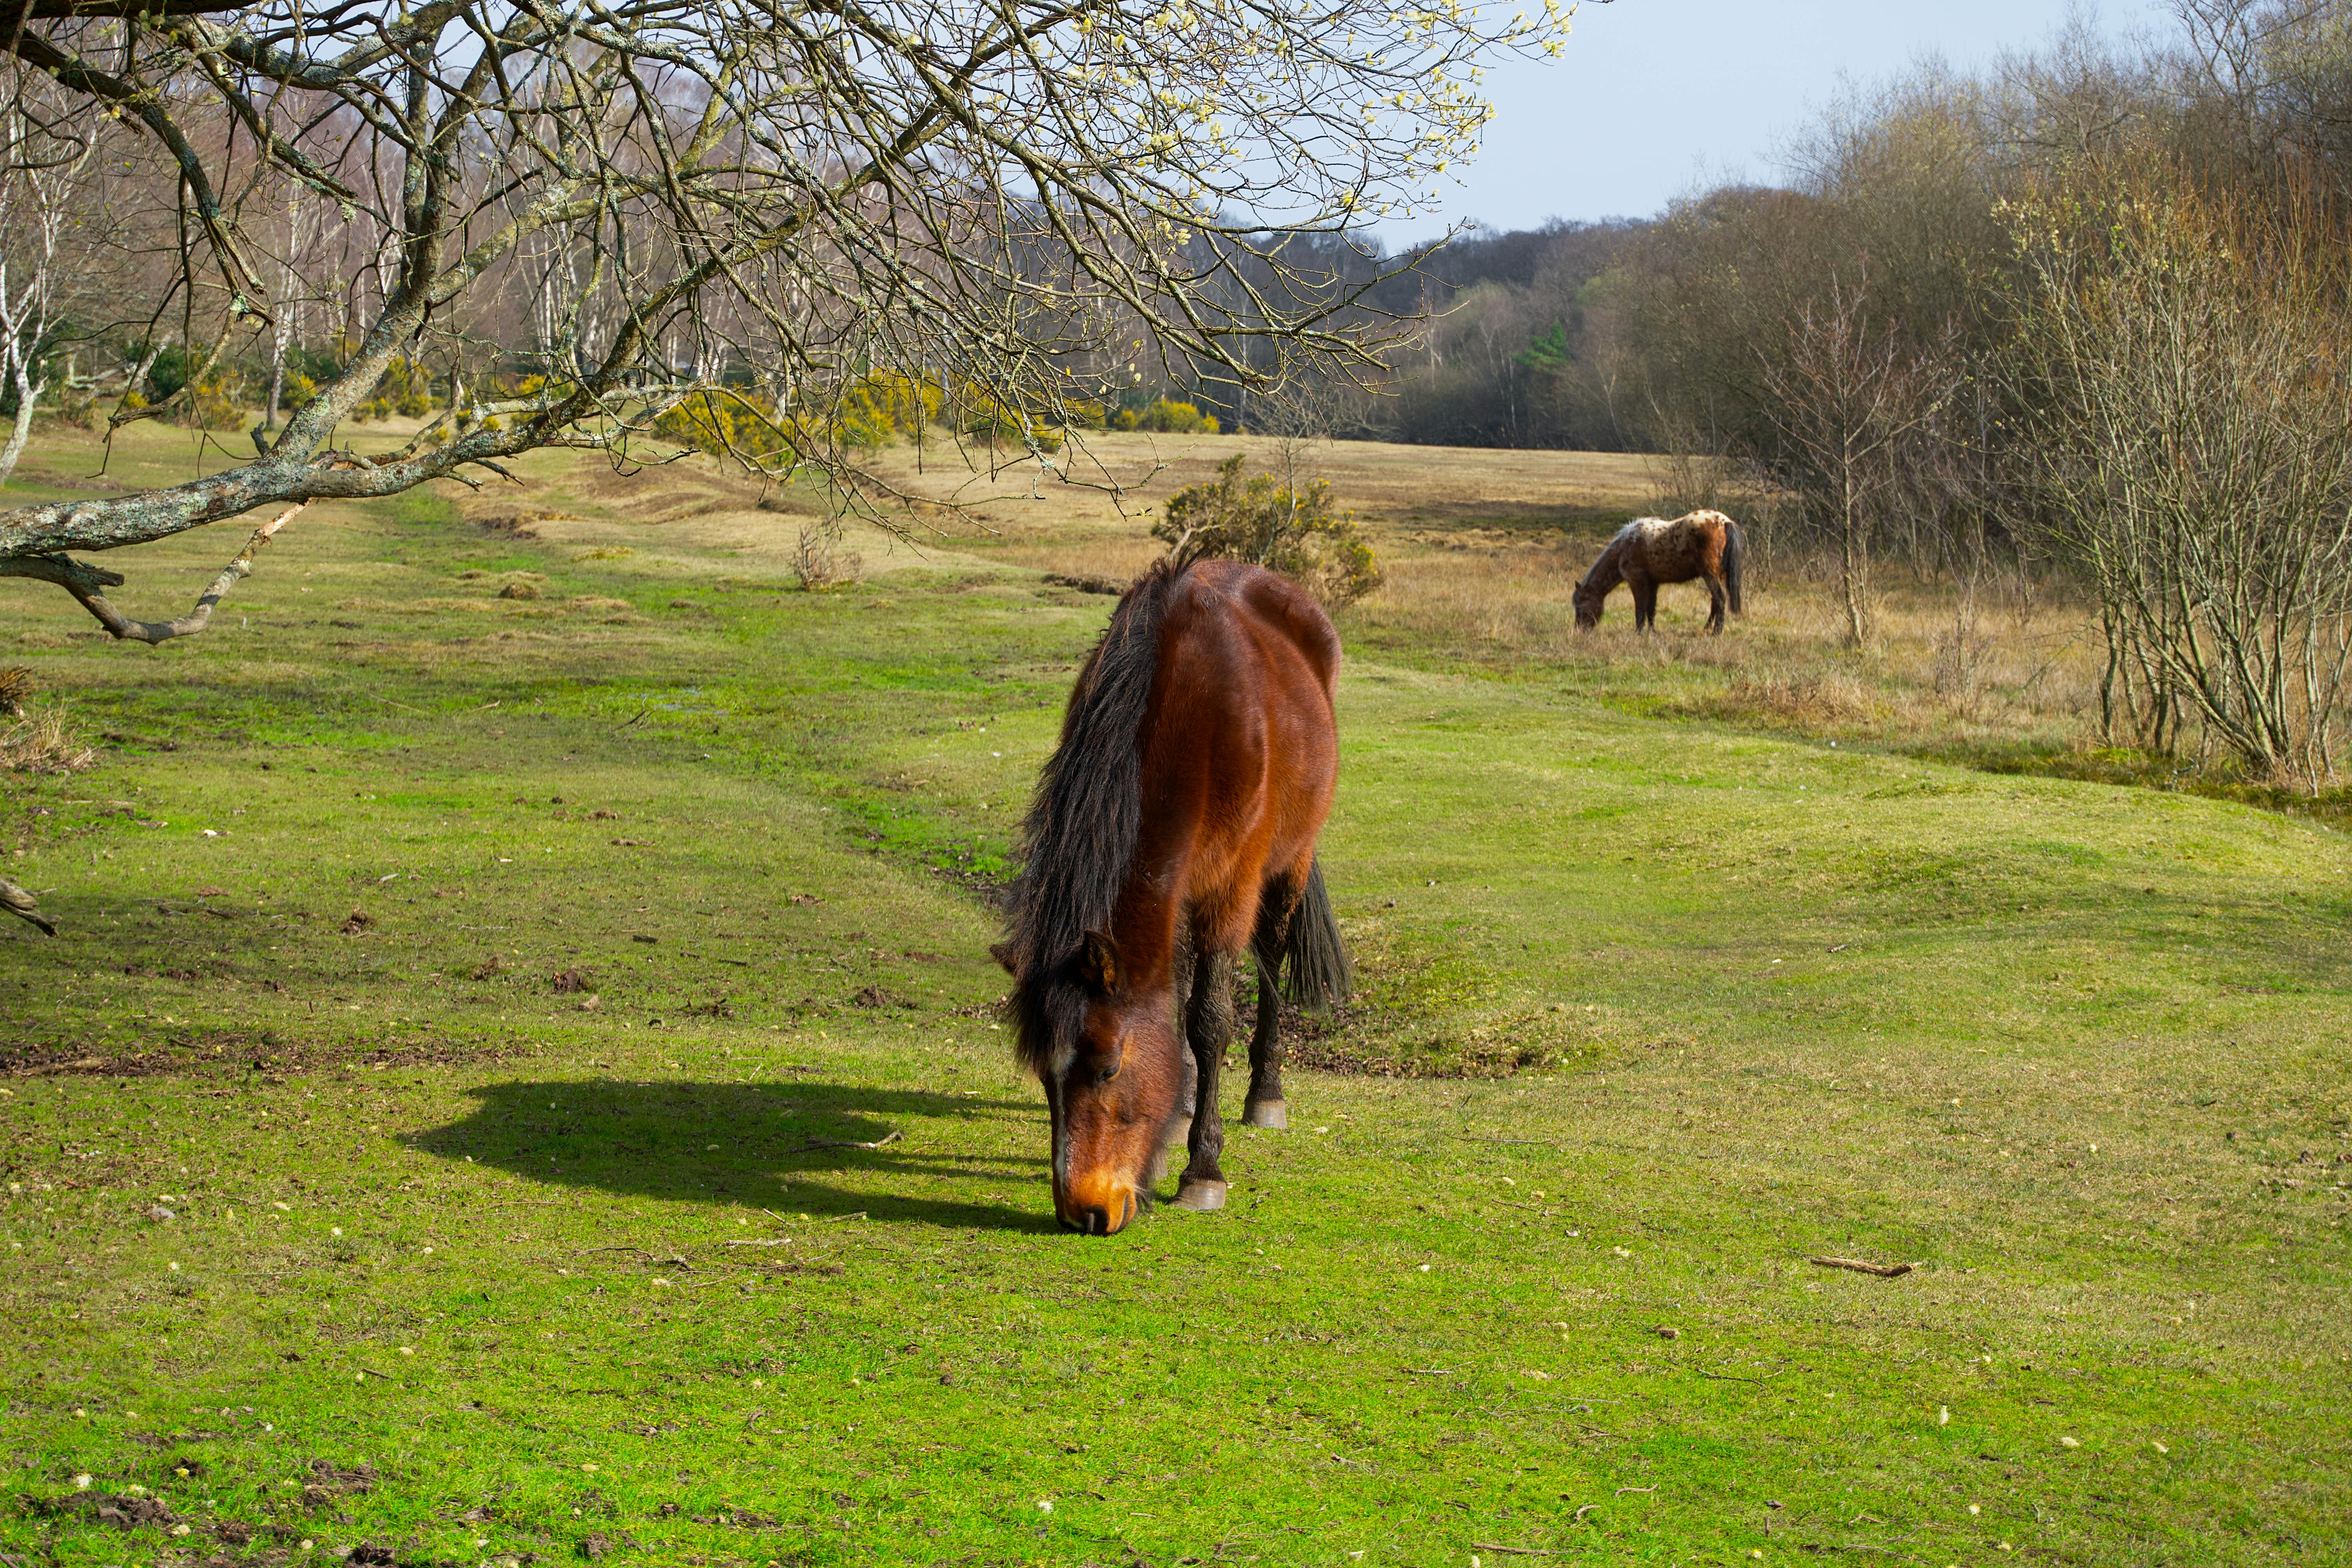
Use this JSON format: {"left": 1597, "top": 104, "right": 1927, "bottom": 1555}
{"left": 1241, "top": 1099, "right": 1288, "bottom": 1130}
{"left": 1172, "top": 1178, "right": 1228, "bottom": 1212}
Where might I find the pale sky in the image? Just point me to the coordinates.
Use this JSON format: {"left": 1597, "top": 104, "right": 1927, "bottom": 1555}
{"left": 1371, "top": 0, "right": 2176, "bottom": 246}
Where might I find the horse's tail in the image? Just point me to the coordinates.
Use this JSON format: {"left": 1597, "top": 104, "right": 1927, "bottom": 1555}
{"left": 1723, "top": 520, "right": 1746, "bottom": 615}
{"left": 1278, "top": 857, "right": 1352, "bottom": 1011}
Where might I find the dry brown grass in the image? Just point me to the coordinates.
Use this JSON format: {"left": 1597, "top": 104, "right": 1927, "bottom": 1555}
{"left": 479, "top": 428, "right": 2112, "bottom": 766}
{"left": 0, "top": 708, "right": 96, "bottom": 775}
{"left": 1346, "top": 535, "right": 2104, "bottom": 759}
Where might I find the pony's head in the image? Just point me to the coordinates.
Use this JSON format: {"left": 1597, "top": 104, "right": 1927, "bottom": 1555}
{"left": 997, "top": 930, "right": 1183, "bottom": 1235}
{"left": 1572, "top": 578, "right": 1606, "bottom": 630}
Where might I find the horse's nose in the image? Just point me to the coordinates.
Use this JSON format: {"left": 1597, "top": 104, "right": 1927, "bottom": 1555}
{"left": 1067, "top": 1204, "right": 1111, "bottom": 1236}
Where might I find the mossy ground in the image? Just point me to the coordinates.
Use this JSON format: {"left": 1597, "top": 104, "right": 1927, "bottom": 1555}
{"left": 0, "top": 426, "right": 2347, "bottom": 1567}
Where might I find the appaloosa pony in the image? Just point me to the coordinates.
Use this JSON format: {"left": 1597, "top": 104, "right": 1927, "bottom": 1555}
{"left": 1573, "top": 509, "right": 1746, "bottom": 633}
{"left": 993, "top": 559, "right": 1352, "bottom": 1236}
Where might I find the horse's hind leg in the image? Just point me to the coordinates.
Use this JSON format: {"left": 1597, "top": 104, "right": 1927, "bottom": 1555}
{"left": 1241, "top": 946, "right": 1288, "bottom": 1129}
{"left": 1171, "top": 928, "right": 1199, "bottom": 1119}
{"left": 1172, "top": 948, "right": 1234, "bottom": 1211}
{"left": 1704, "top": 571, "right": 1728, "bottom": 634}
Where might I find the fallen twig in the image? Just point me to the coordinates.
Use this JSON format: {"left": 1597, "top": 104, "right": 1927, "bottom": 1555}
{"left": 1402, "top": 1368, "right": 1460, "bottom": 1377}
{"left": 1573, "top": 1504, "right": 1599, "bottom": 1522}
{"left": 1455, "top": 1136, "right": 1556, "bottom": 1146}
{"left": 1809, "top": 1256, "right": 1915, "bottom": 1278}
{"left": 1471, "top": 1544, "right": 1557, "bottom": 1557}
{"left": 1613, "top": 1486, "right": 1658, "bottom": 1496}
{"left": 575, "top": 1245, "right": 690, "bottom": 1270}
{"left": 798, "top": 1130, "right": 902, "bottom": 1151}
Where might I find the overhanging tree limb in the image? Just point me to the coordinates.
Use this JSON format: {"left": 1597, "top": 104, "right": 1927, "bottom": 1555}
{"left": 0, "top": 0, "right": 1572, "bottom": 634}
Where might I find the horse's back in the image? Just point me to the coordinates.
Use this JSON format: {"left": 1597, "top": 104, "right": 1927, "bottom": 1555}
{"left": 1170, "top": 559, "right": 1339, "bottom": 697}
{"left": 1146, "top": 562, "right": 1340, "bottom": 903}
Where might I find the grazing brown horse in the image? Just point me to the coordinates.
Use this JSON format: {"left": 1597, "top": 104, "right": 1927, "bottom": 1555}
{"left": 1573, "top": 509, "right": 1745, "bottom": 633}
{"left": 993, "top": 559, "right": 1352, "bottom": 1236}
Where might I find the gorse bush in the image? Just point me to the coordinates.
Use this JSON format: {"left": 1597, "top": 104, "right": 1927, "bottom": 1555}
{"left": 955, "top": 385, "right": 1064, "bottom": 452}
{"left": 653, "top": 376, "right": 955, "bottom": 462}
{"left": 1151, "top": 452, "right": 1380, "bottom": 606}
{"left": 352, "top": 358, "right": 435, "bottom": 423}
{"left": 1113, "top": 399, "right": 1220, "bottom": 434}
{"left": 652, "top": 390, "right": 790, "bottom": 462}
{"left": 839, "top": 372, "right": 943, "bottom": 448}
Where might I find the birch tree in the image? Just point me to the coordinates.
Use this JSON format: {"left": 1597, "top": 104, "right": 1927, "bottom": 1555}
{"left": 0, "top": 76, "right": 105, "bottom": 483}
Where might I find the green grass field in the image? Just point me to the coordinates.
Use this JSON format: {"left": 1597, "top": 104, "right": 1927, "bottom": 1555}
{"left": 1, "top": 429, "right": 2347, "bottom": 1567}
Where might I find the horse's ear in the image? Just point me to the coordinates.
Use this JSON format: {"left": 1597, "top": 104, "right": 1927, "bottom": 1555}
{"left": 989, "top": 941, "right": 1019, "bottom": 976}
{"left": 1078, "top": 929, "right": 1120, "bottom": 994}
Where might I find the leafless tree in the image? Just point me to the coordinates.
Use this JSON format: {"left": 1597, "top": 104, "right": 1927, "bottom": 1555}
{"left": 0, "top": 69, "right": 112, "bottom": 481}
{"left": 2006, "top": 183, "right": 2352, "bottom": 788}
{"left": 0, "top": 0, "right": 1566, "bottom": 641}
{"left": 1758, "top": 273, "right": 1961, "bottom": 646}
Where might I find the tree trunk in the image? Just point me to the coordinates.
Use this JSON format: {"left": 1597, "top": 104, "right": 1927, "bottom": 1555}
{"left": 1840, "top": 468, "right": 1869, "bottom": 647}
{"left": 265, "top": 328, "right": 287, "bottom": 432}
{"left": 0, "top": 366, "right": 41, "bottom": 482}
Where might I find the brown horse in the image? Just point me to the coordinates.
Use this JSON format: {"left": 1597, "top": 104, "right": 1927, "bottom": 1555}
{"left": 993, "top": 559, "right": 1351, "bottom": 1236}
{"left": 1573, "top": 509, "right": 1746, "bottom": 633}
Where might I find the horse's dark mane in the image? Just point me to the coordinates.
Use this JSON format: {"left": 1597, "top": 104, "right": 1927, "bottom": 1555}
{"left": 1004, "top": 559, "right": 1183, "bottom": 1069}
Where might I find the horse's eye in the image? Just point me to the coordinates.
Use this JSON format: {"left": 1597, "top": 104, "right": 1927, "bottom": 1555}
{"left": 1094, "top": 1062, "right": 1120, "bottom": 1086}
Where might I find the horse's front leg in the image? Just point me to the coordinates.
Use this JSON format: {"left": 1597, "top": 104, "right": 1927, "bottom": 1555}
{"left": 1631, "top": 575, "right": 1659, "bottom": 632}
{"left": 1173, "top": 948, "right": 1235, "bottom": 1211}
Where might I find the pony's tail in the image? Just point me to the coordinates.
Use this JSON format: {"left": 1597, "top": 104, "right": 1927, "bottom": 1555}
{"left": 1723, "top": 521, "right": 1746, "bottom": 615}
{"left": 1279, "top": 858, "right": 1352, "bottom": 1011}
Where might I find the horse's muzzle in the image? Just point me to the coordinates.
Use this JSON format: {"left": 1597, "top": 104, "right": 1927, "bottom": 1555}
{"left": 1058, "top": 1187, "right": 1137, "bottom": 1236}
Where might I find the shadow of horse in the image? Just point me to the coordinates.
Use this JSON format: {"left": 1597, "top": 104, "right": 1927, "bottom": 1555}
{"left": 403, "top": 1078, "right": 1060, "bottom": 1233}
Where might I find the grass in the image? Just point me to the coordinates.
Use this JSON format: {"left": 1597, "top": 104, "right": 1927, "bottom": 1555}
{"left": 0, "top": 421, "right": 2347, "bottom": 1566}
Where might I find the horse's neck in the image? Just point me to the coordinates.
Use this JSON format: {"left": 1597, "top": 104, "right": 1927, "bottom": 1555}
{"left": 1111, "top": 868, "right": 1181, "bottom": 992}
{"left": 1582, "top": 538, "right": 1627, "bottom": 592}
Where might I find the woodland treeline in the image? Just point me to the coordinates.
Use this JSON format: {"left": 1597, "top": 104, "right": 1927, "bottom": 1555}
{"left": 1318, "top": 2, "right": 2352, "bottom": 791}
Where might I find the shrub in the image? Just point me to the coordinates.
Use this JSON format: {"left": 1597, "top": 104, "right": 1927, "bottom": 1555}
{"left": 189, "top": 374, "right": 245, "bottom": 430}
{"left": 0, "top": 706, "right": 97, "bottom": 775}
{"left": 837, "top": 372, "right": 942, "bottom": 448}
{"left": 652, "top": 390, "right": 790, "bottom": 462}
{"left": 793, "top": 522, "right": 862, "bottom": 590}
{"left": 956, "top": 387, "right": 1063, "bottom": 452}
{"left": 1119, "top": 398, "right": 1220, "bottom": 434}
{"left": 0, "top": 666, "right": 32, "bottom": 717}
{"left": 1151, "top": 452, "right": 1380, "bottom": 606}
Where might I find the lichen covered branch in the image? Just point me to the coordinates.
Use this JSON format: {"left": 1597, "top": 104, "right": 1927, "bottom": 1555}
{"left": 0, "top": 503, "right": 305, "bottom": 644}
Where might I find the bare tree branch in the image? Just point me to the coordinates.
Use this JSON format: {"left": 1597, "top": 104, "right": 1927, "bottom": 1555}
{"left": 0, "top": 503, "right": 303, "bottom": 642}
